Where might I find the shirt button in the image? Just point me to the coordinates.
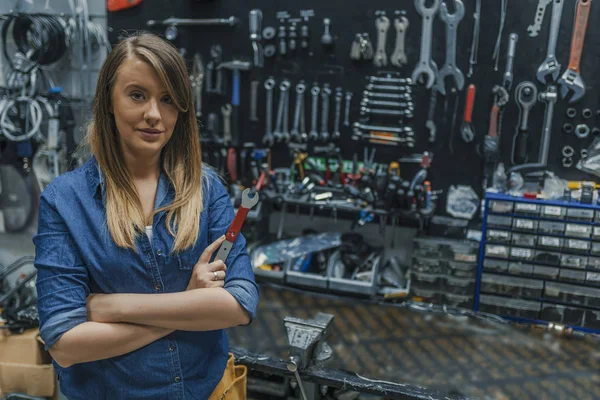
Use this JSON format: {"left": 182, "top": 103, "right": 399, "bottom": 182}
{"left": 169, "top": 345, "right": 175, "bottom": 351}
{"left": 174, "top": 376, "right": 181, "bottom": 383}
{"left": 156, "top": 249, "right": 163, "bottom": 256}
{"left": 154, "top": 284, "right": 161, "bottom": 291}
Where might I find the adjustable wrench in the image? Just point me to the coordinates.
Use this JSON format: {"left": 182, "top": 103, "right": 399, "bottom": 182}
{"left": 214, "top": 189, "right": 259, "bottom": 263}
{"left": 291, "top": 82, "right": 306, "bottom": 143}
{"left": 373, "top": 15, "right": 390, "bottom": 67}
{"left": 557, "top": 0, "right": 592, "bottom": 103}
{"left": 512, "top": 81, "right": 538, "bottom": 165}
{"left": 262, "top": 78, "right": 275, "bottom": 147}
{"left": 390, "top": 15, "right": 409, "bottom": 67}
{"left": 411, "top": 0, "right": 440, "bottom": 89}
{"left": 436, "top": 0, "right": 465, "bottom": 95}
{"left": 536, "top": 0, "right": 564, "bottom": 84}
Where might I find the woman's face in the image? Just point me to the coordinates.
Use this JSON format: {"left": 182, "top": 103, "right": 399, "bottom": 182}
{"left": 111, "top": 56, "right": 178, "bottom": 160}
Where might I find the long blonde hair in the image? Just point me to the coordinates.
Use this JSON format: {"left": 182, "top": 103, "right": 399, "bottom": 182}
{"left": 87, "top": 33, "right": 203, "bottom": 253}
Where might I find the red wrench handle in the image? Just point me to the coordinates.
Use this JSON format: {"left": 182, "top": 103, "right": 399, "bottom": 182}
{"left": 463, "top": 84, "right": 476, "bottom": 123}
{"left": 225, "top": 207, "right": 250, "bottom": 242}
{"left": 568, "top": 0, "right": 592, "bottom": 73}
{"left": 487, "top": 105, "right": 500, "bottom": 138}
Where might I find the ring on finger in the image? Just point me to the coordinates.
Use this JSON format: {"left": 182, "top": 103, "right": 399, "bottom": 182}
{"left": 213, "top": 271, "right": 219, "bottom": 281}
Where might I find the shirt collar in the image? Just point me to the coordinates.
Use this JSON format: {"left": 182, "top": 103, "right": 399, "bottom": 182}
{"left": 87, "top": 156, "right": 171, "bottom": 209}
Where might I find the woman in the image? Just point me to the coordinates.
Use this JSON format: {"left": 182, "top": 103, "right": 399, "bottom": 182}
{"left": 33, "top": 33, "right": 258, "bottom": 399}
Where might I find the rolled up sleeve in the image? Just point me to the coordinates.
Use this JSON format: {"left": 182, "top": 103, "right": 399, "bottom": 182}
{"left": 207, "top": 174, "right": 259, "bottom": 322}
{"left": 33, "top": 184, "right": 90, "bottom": 350}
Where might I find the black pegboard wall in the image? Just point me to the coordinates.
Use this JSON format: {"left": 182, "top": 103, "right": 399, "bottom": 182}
{"left": 107, "top": 0, "right": 600, "bottom": 203}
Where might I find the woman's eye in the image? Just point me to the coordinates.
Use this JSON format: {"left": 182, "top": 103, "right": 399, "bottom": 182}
{"left": 162, "top": 96, "right": 173, "bottom": 104}
{"left": 131, "top": 92, "right": 144, "bottom": 101}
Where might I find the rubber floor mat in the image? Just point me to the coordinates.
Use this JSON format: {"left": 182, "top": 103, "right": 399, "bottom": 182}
{"left": 228, "top": 284, "right": 600, "bottom": 400}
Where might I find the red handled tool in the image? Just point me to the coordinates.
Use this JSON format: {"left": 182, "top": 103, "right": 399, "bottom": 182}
{"left": 214, "top": 189, "right": 259, "bottom": 262}
{"left": 460, "top": 84, "right": 476, "bottom": 143}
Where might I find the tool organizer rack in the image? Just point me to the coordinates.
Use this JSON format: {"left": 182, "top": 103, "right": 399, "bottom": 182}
{"left": 477, "top": 192, "right": 600, "bottom": 333}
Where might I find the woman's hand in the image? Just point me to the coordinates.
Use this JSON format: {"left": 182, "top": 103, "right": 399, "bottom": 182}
{"left": 186, "top": 235, "right": 228, "bottom": 291}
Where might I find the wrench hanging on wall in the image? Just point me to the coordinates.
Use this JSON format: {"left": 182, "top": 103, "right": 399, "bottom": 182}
{"left": 411, "top": 0, "right": 440, "bottom": 89}
{"left": 436, "top": 0, "right": 465, "bottom": 95}
{"left": 390, "top": 13, "right": 409, "bottom": 67}
{"left": 557, "top": 0, "right": 592, "bottom": 103}
{"left": 511, "top": 81, "right": 538, "bottom": 165}
{"left": 508, "top": 86, "right": 557, "bottom": 175}
{"left": 467, "top": 0, "right": 481, "bottom": 77}
{"left": 536, "top": 0, "right": 564, "bottom": 84}
{"left": 373, "top": 14, "right": 390, "bottom": 67}
{"left": 527, "top": 0, "right": 552, "bottom": 37}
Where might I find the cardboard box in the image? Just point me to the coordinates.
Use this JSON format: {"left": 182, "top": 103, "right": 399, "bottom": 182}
{"left": 0, "top": 327, "right": 57, "bottom": 398}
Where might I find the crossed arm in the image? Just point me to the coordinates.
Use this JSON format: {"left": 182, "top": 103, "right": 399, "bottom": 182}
{"left": 49, "top": 237, "right": 250, "bottom": 368}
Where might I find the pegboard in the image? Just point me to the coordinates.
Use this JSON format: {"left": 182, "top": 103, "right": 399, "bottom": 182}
{"left": 107, "top": 0, "right": 600, "bottom": 211}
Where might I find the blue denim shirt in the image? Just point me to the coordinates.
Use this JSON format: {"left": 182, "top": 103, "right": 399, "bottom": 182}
{"left": 33, "top": 157, "right": 259, "bottom": 400}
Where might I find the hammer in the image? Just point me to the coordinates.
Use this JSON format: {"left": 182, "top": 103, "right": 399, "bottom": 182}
{"left": 217, "top": 60, "right": 251, "bottom": 147}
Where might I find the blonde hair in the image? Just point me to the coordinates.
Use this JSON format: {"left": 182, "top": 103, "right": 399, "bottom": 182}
{"left": 87, "top": 33, "right": 203, "bottom": 253}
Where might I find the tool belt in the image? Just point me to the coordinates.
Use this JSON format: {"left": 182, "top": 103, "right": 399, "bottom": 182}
{"left": 208, "top": 353, "right": 247, "bottom": 400}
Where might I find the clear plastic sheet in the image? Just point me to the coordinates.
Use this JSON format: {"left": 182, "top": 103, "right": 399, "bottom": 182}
{"left": 577, "top": 137, "right": 600, "bottom": 177}
{"left": 446, "top": 185, "right": 479, "bottom": 219}
{"left": 250, "top": 232, "right": 342, "bottom": 267}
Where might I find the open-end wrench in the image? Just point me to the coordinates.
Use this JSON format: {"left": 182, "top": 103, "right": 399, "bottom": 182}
{"left": 536, "top": 0, "right": 564, "bottom": 84}
{"left": 281, "top": 83, "right": 291, "bottom": 143}
{"left": 360, "top": 98, "right": 413, "bottom": 108}
{"left": 333, "top": 88, "right": 343, "bottom": 141}
{"left": 557, "top": 0, "right": 591, "bottom": 103}
{"left": 250, "top": 80, "right": 259, "bottom": 122}
{"left": 390, "top": 15, "right": 409, "bottom": 67}
{"left": 527, "top": 0, "right": 552, "bottom": 37}
{"left": 214, "top": 188, "right": 259, "bottom": 263}
{"left": 309, "top": 84, "right": 320, "bottom": 141}
{"left": 320, "top": 84, "right": 331, "bottom": 142}
{"left": 363, "top": 90, "right": 411, "bottom": 100}
{"left": 373, "top": 15, "right": 390, "bottom": 67}
{"left": 365, "top": 83, "right": 411, "bottom": 92}
{"left": 411, "top": 0, "right": 440, "bottom": 89}
{"left": 291, "top": 82, "right": 306, "bottom": 143}
{"left": 503, "top": 33, "right": 518, "bottom": 91}
{"left": 221, "top": 104, "right": 232, "bottom": 145}
{"left": 273, "top": 80, "right": 290, "bottom": 143}
{"left": 147, "top": 16, "right": 239, "bottom": 27}
{"left": 425, "top": 88, "right": 437, "bottom": 143}
{"left": 512, "top": 81, "right": 538, "bottom": 165}
{"left": 353, "top": 122, "right": 414, "bottom": 134}
{"left": 436, "top": 0, "right": 465, "bottom": 95}
{"left": 262, "top": 78, "right": 275, "bottom": 147}
{"left": 368, "top": 76, "right": 412, "bottom": 84}
{"left": 343, "top": 92, "right": 353, "bottom": 127}
{"left": 360, "top": 107, "right": 413, "bottom": 118}
{"left": 467, "top": 0, "right": 481, "bottom": 77}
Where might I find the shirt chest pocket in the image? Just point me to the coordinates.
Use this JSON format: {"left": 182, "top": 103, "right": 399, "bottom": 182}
{"left": 176, "top": 208, "right": 212, "bottom": 271}
{"left": 176, "top": 236, "right": 209, "bottom": 270}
